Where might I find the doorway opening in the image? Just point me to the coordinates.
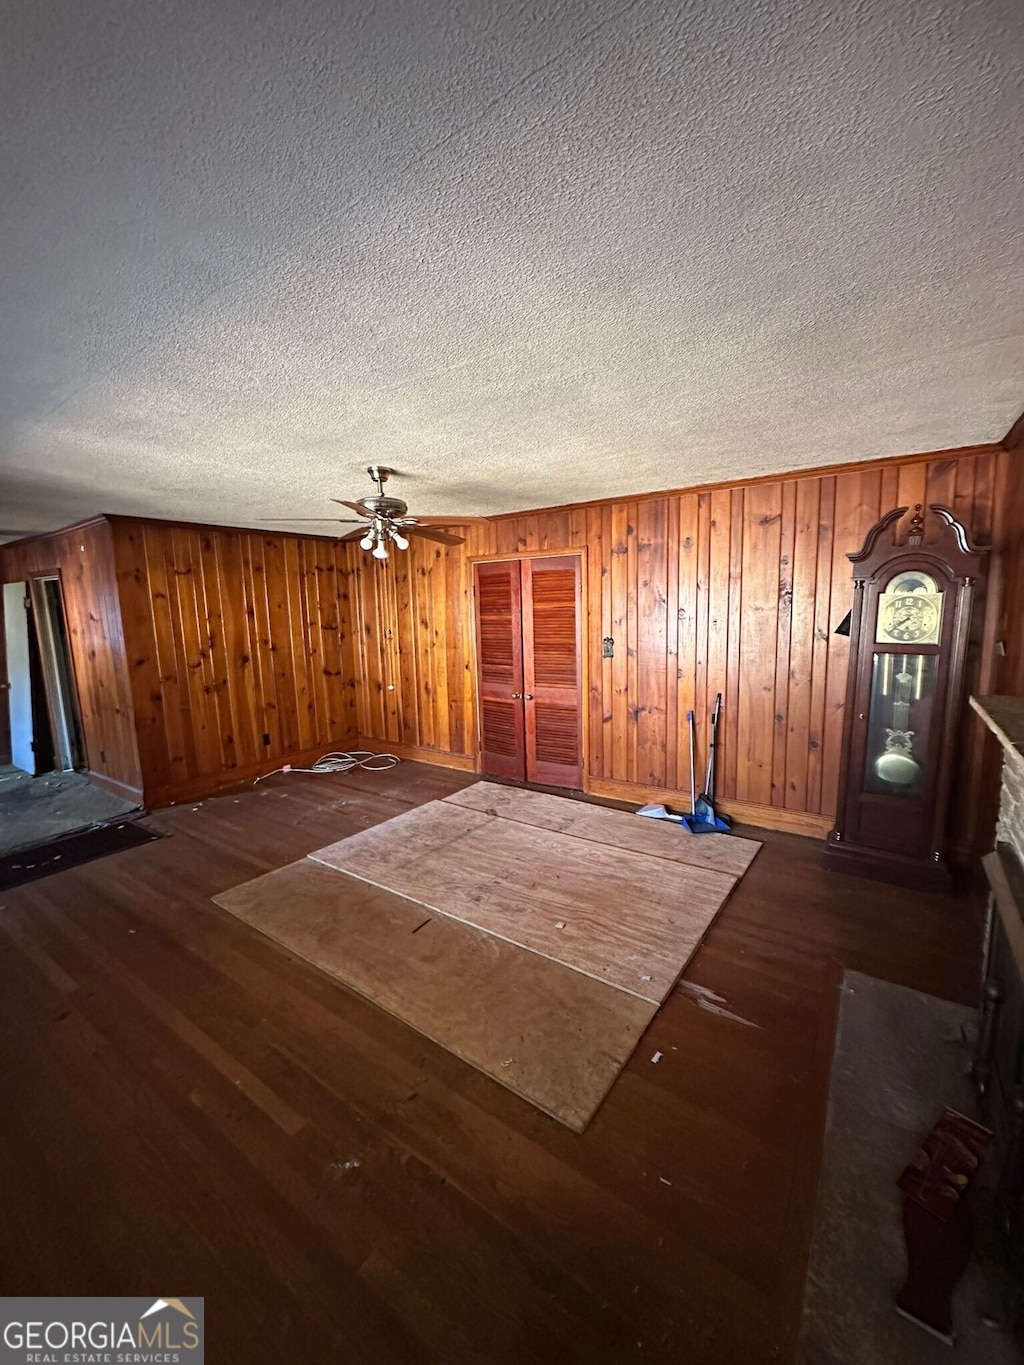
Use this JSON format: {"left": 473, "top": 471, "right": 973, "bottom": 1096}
{"left": 3, "top": 576, "right": 85, "bottom": 776}
{"left": 0, "top": 575, "right": 136, "bottom": 860}
{"left": 29, "top": 575, "right": 85, "bottom": 773}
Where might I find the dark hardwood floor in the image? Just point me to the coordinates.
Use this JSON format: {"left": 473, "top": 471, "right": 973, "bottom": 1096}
{"left": 0, "top": 763, "right": 979, "bottom": 1364}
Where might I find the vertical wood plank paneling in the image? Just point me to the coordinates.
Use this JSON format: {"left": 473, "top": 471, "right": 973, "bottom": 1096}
{"left": 139, "top": 524, "right": 185, "bottom": 786}
{"left": 692, "top": 493, "right": 712, "bottom": 789}
{"left": 250, "top": 536, "right": 284, "bottom": 756}
{"left": 600, "top": 505, "right": 615, "bottom": 780}
{"left": 199, "top": 530, "right": 234, "bottom": 774}
{"left": 995, "top": 448, "right": 1024, "bottom": 694}
{"left": 675, "top": 494, "right": 699, "bottom": 800}
{"left": 785, "top": 479, "right": 821, "bottom": 812}
{"left": 300, "top": 545, "right": 324, "bottom": 742}
{"left": 896, "top": 461, "right": 928, "bottom": 524}
{"left": 704, "top": 490, "right": 731, "bottom": 796}
{"left": 819, "top": 470, "right": 883, "bottom": 816}
{"left": 635, "top": 499, "right": 668, "bottom": 786}
{"left": 724, "top": 489, "right": 744, "bottom": 801}
{"left": 609, "top": 502, "right": 631, "bottom": 782}
{"left": 969, "top": 450, "right": 996, "bottom": 546}
{"left": 736, "top": 483, "right": 781, "bottom": 806}
{"left": 879, "top": 464, "right": 900, "bottom": 517}
{"left": 212, "top": 531, "right": 254, "bottom": 771}
{"left": 663, "top": 497, "right": 680, "bottom": 792}
{"left": 382, "top": 563, "right": 403, "bottom": 744}
{"left": 261, "top": 535, "right": 296, "bottom": 757}
{"left": 772, "top": 481, "right": 797, "bottom": 808}
{"left": 586, "top": 507, "right": 607, "bottom": 781}
{"left": 625, "top": 500, "right": 640, "bottom": 785}
{"left": 103, "top": 520, "right": 358, "bottom": 804}
{"left": 392, "top": 547, "right": 417, "bottom": 747}
{"left": 925, "top": 458, "right": 958, "bottom": 513}
{"left": 806, "top": 476, "right": 836, "bottom": 814}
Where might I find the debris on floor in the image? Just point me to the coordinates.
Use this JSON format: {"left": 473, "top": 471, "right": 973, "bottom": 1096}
{"left": 0, "top": 765, "right": 140, "bottom": 857}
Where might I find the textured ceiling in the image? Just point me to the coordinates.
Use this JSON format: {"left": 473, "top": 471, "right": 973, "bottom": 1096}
{"left": 1, "top": 0, "right": 1023, "bottom": 541}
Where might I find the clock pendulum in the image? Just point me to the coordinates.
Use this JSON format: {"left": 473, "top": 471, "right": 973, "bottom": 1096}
{"left": 874, "top": 655, "right": 922, "bottom": 787}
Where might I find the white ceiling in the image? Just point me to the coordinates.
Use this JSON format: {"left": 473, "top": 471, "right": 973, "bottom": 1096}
{"left": 2, "top": 0, "right": 1022, "bottom": 541}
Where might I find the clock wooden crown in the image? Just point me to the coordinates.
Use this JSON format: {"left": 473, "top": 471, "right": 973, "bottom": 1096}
{"left": 847, "top": 502, "right": 986, "bottom": 584}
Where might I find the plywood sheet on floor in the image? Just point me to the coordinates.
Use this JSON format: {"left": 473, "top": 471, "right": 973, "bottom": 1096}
{"left": 214, "top": 858, "right": 656, "bottom": 1132}
{"left": 443, "top": 782, "right": 761, "bottom": 876}
{"left": 309, "top": 797, "right": 738, "bottom": 1004}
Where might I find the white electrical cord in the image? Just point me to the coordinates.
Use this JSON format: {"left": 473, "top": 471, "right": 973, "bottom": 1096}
{"left": 253, "top": 750, "right": 401, "bottom": 783}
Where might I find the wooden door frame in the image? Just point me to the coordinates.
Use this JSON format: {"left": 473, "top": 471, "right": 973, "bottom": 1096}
{"left": 28, "top": 571, "right": 88, "bottom": 773}
{"left": 467, "top": 548, "right": 589, "bottom": 785}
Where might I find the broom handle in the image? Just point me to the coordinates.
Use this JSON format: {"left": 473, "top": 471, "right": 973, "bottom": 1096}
{"left": 704, "top": 712, "right": 714, "bottom": 791}
{"left": 687, "top": 710, "right": 695, "bottom": 814}
{"left": 706, "top": 693, "right": 722, "bottom": 795}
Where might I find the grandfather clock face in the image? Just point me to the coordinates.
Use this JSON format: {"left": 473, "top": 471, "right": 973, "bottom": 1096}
{"left": 875, "top": 570, "right": 943, "bottom": 646}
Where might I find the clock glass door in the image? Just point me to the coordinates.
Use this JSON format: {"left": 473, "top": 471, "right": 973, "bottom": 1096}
{"left": 863, "top": 651, "right": 937, "bottom": 799}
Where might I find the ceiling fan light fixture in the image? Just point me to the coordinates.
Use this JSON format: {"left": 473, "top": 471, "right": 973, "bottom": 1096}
{"left": 359, "top": 531, "right": 375, "bottom": 550}
{"left": 391, "top": 531, "right": 410, "bottom": 551}
{"left": 371, "top": 540, "right": 389, "bottom": 560}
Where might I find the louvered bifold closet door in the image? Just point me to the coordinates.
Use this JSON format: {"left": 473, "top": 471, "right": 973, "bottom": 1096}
{"left": 474, "top": 560, "right": 525, "bottom": 778}
{"left": 521, "top": 556, "right": 583, "bottom": 788}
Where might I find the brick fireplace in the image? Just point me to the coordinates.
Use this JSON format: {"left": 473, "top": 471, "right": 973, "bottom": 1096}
{"left": 970, "top": 694, "right": 1024, "bottom": 1264}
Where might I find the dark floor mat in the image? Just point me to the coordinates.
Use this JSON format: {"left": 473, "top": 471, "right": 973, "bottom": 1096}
{"left": 0, "top": 819, "right": 163, "bottom": 890}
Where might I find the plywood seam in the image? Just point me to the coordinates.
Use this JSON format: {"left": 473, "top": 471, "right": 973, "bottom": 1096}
{"left": 303, "top": 851, "right": 666, "bottom": 1005}
{"left": 439, "top": 788, "right": 754, "bottom": 876}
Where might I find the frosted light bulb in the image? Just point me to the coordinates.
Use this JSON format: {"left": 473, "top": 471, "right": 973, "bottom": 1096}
{"left": 392, "top": 532, "right": 409, "bottom": 550}
{"left": 372, "top": 540, "right": 389, "bottom": 560}
{"left": 359, "top": 532, "right": 374, "bottom": 550}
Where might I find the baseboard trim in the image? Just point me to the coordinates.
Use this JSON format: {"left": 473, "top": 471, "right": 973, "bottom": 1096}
{"left": 355, "top": 737, "right": 477, "bottom": 772}
{"left": 85, "top": 770, "right": 143, "bottom": 804}
{"left": 584, "top": 776, "right": 834, "bottom": 838}
{"left": 343, "top": 746, "right": 834, "bottom": 838}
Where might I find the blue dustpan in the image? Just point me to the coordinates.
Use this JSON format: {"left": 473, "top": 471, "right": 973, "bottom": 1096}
{"left": 682, "top": 793, "right": 730, "bottom": 835}
{"left": 683, "top": 810, "right": 730, "bottom": 834}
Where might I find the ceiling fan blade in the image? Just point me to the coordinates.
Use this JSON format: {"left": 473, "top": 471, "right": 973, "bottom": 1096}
{"left": 331, "top": 499, "right": 370, "bottom": 516}
{"left": 405, "top": 515, "right": 490, "bottom": 525}
{"left": 406, "top": 525, "right": 465, "bottom": 546}
{"left": 255, "top": 517, "right": 366, "bottom": 524}
{"left": 339, "top": 527, "right": 370, "bottom": 543}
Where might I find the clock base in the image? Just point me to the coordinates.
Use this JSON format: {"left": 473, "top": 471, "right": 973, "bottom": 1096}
{"left": 822, "top": 836, "right": 953, "bottom": 895}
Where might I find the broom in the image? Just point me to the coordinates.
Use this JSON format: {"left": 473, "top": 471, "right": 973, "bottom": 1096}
{"left": 690, "top": 693, "right": 730, "bottom": 833}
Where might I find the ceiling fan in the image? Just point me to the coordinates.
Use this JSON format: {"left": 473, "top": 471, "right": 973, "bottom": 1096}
{"left": 260, "top": 466, "right": 487, "bottom": 560}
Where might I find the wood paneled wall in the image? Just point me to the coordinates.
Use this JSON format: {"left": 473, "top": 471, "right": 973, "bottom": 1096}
{"left": 1, "top": 438, "right": 1016, "bottom": 838}
{"left": 348, "top": 534, "right": 476, "bottom": 761}
{"left": 347, "top": 446, "right": 1006, "bottom": 845}
{"left": 109, "top": 519, "right": 358, "bottom": 805}
{"left": 995, "top": 438, "right": 1024, "bottom": 697}
{"left": 0, "top": 519, "right": 142, "bottom": 797}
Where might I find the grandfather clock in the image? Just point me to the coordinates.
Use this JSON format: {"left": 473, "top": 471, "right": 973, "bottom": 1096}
{"left": 824, "top": 504, "right": 987, "bottom": 891}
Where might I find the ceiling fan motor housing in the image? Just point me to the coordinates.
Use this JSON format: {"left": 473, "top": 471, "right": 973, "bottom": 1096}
{"left": 358, "top": 495, "right": 409, "bottom": 519}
